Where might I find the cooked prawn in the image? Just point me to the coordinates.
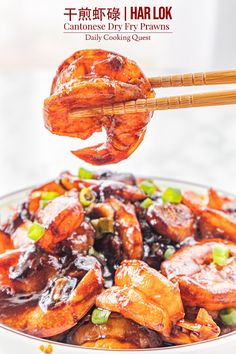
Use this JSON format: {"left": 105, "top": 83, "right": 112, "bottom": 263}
{"left": 108, "top": 198, "right": 143, "bottom": 259}
{"left": 0, "top": 231, "right": 13, "bottom": 254}
{"left": 59, "top": 171, "right": 146, "bottom": 201}
{"left": 0, "top": 247, "right": 57, "bottom": 296}
{"left": 96, "top": 260, "right": 184, "bottom": 337}
{"left": 146, "top": 203, "right": 196, "bottom": 242}
{"left": 0, "top": 264, "right": 103, "bottom": 337}
{"left": 166, "top": 308, "right": 220, "bottom": 344}
{"left": 37, "top": 190, "right": 84, "bottom": 253}
{"left": 183, "top": 190, "right": 236, "bottom": 241}
{"left": 44, "top": 49, "right": 154, "bottom": 165}
{"left": 11, "top": 221, "right": 33, "bottom": 248}
{"left": 29, "top": 180, "right": 65, "bottom": 214}
{"left": 64, "top": 221, "right": 94, "bottom": 255}
{"left": 207, "top": 188, "right": 236, "bottom": 213}
{"left": 162, "top": 239, "right": 236, "bottom": 311}
{"left": 68, "top": 313, "right": 162, "bottom": 349}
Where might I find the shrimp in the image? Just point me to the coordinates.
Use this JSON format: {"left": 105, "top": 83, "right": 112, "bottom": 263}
{"left": 0, "top": 246, "right": 58, "bottom": 297}
{"left": 11, "top": 221, "right": 34, "bottom": 248}
{"left": 166, "top": 308, "right": 220, "bottom": 344}
{"left": 68, "top": 313, "right": 162, "bottom": 349}
{"left": 59, "top": 171, "right": 146, "bottom": 201}
{"left": 108, "top": 198, "right": 143, "bottom": 260}
{"left": 37, "top": 190, "right": 84, "bottom": 253}
{"left": 96, "top": 260, "right": 184, "bottom": 337}
{"left": 183, "top": 190, "right": 236, "bottom": 241}
{"left": 207, "top": 188, "right": 236, "bottom": 213}
{"left": 182, "top": 190, "right": 207, "bottom": 214}
{"left": 96, "top": 286, "right": 172, "bottom": 336}
{"left": 199, "top": 209, "right": 236, "bottom": 242}
{"left": 64, "top": 221, "right": 95, "bottom": 255}
{"left": 44, "top": 49, "right": 154, "bottom": 165}
{"left": 0, "top": 249, "right": 21, "bottom": 297}
{"left": 162, "top": 239, "right": 236, "bottom": 311}
{"left": 0, "top": 264, "right": 103, "bottom": 337}
{"left": 29, "top": 180, "right": 65, "bottom": 214}
{"left": 0, "top": 231, "right": 13, "bottom": 254}
{"left": 146, "top": 203, "right": 196, "bottom": 243}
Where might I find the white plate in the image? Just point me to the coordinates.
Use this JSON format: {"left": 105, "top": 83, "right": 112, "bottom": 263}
{"left": 0, "top": 179, "right": 235, "bottom": 354}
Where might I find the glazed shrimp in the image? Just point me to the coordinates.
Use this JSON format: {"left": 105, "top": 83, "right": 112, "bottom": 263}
{"left": 162, "top": 239, "right": 236, "bottom": 311}
{"left": 0, "top": 249, "right": 21, "bottom": 297}
{"left": 44, "top": 49, "right": 154, "bottom": 165}
{"left": 146, "top": 202, "right": 196, "bottom": 242}
{"left": 96, "top": 260, "right": 184, "bottom": 337}
{"left": 68, "top": 313, "right": 162, "bottom": 349}
{"left": 166, "top": 308, "right": 220, "bottom": 345}
{"left": 0, "top": 247, "right": 57, "bottom": 296}
{"left": 200, "top": 209, "right": 236, "bottom": 242}
{"left": 0, "top": 231, "right": 13, "bottom": 254}
{"left": 29, "top": 180, "right": 65, "bottom": 214}
{"left": 11, "top": 221, "right": 34, "bottom": 248}
{"left": 37, "top": 190, "right": 84, "bottom": 253}
{"left": 0, "top": 264, "right": 103, "bottom": 337}
{"left": 64, "top": 221, "right": 95, "bottom": 255}
{"left": 207, "top": 188, "right": 236, "bottom": 213}
{"left": 183, "top": 190, "right": 236, "bottom": 241}
{"left": 108, "top": 198, "right": 143, "bottom": 259}
{"left": 59, "top": 171, "right": 146, "bottom": 201}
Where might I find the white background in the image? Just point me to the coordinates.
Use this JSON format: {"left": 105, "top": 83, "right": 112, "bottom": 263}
{"left": 0, "top": 0, "right": 236, "bottom": 195}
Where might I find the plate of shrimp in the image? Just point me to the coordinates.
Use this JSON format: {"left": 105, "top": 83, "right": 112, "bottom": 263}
{"left": 0, "top": 169, "right": 236, "bottom": 353}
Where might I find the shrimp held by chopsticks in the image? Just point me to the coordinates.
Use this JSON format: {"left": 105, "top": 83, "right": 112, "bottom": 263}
{"left": 44, "top": 49, "right": 154, "bottom": 165}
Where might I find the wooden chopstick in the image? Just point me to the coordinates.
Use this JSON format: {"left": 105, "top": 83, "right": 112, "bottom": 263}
{"left": 69, "top": 89, "right": 236, "bottom": 119}
{"left": 149, "top": 69, "right": 236, "bottom": 88}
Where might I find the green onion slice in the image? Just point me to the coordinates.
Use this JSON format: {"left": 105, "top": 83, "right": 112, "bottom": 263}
{"left": 40, "top": 191, "right": 60, "bottom": 208}
{"left": 91, "top": 308, "right": 111, "bottom": 325}
{"left": 78, "top": 167, "right": 93, "bottom": 179}
{"left": 140, "top": 198, "right": 153, "bottom": 209}
{"left": 162, "top": 187, "right": 182, "bottom": 204}
{"left": 27, "top": 222, "right": 45, "bottom": 242}
{"left": 164, "top": 246, "right": 176, "bottom": 260}
{"left": 91, "top": 218, "right": 114, "bottom": 239}
{"left": 139, "top": 180, "right": 157, "bottom": 196}
{"left": 79, "top": 188, "right": 95, "bottom": 207}
{"left": 41, "top": 191, "right": 60, "bottom": 201}
{"left": 213, "top": 244, "right": 229, "bottom": 266}
{"left": 219, "top": 308, "right": 236, "bottom": 326}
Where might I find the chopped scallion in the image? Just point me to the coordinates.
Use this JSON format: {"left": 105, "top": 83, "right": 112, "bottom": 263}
{"left": 139, "top": 179, "right": 157, "bottom": 196}
{"left": 162, "top": 187, "right": 182, "bottom": 204}
{"left": 213, "top": 244, "right": 229, "bottom": 266}
{"left": 219, "top": 308, "right": 236, "bottom": 326}
{"left": 79, "top": 188, "right": 95, "bottom": 207}
{"left": 41, "top": 191, "right": 60, "bottom": 201}
{"left": 164, "top": 246, "right": 176, "bottom": 260}
{"left": 140, "top": 198, "right": 153, "bottom": 209}
{"left": 40, "top": 191, "right": 60, "bottom": 208}
{"left": 91, "top": 308, "right": 111, "bottom": 325}
{"left": 78, "top": 167, "right": 93, "bottom": 179}
{"left": 27, "top": 222, "right": 45, "bottom": 242}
